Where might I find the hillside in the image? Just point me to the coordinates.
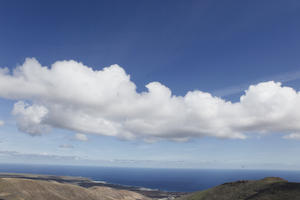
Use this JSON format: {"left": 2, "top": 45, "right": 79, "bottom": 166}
{"left": 177, "top": 177, "right": 300, "bottom": 200}
{"left": 2, "top": 174, "right": 300, "bottom": 200}
{"left": 0, "top": 178, "right": 150, "bottom": 200}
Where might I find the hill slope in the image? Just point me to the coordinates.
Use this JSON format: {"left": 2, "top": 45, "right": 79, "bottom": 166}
{"left": 0, "top": 178, "right": 150, "bottom": 200}
{"left": 177, "top": 177, "right": 300, "bottom": 200}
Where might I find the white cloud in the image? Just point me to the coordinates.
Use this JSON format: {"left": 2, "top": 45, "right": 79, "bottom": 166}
{"left": 283, "top": 133, "right": 300, "bottom": 140}
{"left": 12, "top": 101, "right": 50, "bottom": 135}
{"left": 59, "top": 144, "right": 74, "bottom": 149}
{"left": 0, "top": 150, "right": 80, "bottom": 164}
{"left": 213, "top": 69, "right": 300, "bottom": 97}
{"left": 1, "top": 58, "right": 300, "bottom": 141}
{"left": 75, "top": 133, "right": 88, "bottom": 141}
{"left": 0, "top": 120, "right": 4, "bottom": 126}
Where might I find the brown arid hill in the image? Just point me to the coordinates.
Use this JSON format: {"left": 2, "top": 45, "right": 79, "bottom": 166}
{"left": 0, "top": 178, "right": 151, "bottom": 200}
{"left": 0, "top": 173, "right": 185, "bottom": 199}
{"left": 177, "top": 177, "right": 300, "bottom": 200}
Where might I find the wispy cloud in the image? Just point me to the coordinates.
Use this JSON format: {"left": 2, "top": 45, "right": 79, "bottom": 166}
{"left": 0, "top": 150, "right": 193, "bottom": 167}
{"left": 0, "top": 149, "right": 299, "bottom": 169}
{"left": 0, "top": 150, "right": 79, "bottom": 161}
{"left": 283, "top": 133, "right": 300, "bottom": 140}
{"left": 212, "top": 69, "right": 300, "bottom": 97}
{"left": 74, "top": 133, "right": 88, "bottom": 141}
{"left": 59, "top": 144, "right": 74, "bottom": 149}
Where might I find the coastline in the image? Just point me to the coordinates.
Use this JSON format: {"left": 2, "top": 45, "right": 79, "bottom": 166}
{"left": 0, "top": 172, "right": 187, "bottom": 199}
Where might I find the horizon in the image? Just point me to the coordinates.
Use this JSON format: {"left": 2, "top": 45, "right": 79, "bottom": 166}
{"left": 1, "top": 0, "right": 300, "bottom": 171}
{"left": 2, "top": 162, "right": 300, "bottom": 171}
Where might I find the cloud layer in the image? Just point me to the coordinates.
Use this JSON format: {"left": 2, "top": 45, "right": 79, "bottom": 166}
{"left": 1, "top": 58, "right": 300, "bottom": 141}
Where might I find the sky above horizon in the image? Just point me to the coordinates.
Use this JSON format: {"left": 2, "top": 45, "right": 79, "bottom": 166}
{"left": 1, "top": 0, "right": 300, "bottom": 170}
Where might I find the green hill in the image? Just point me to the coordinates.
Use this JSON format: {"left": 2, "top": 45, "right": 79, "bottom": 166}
{"left": 177, "top": 177, "right": 300, "bottom": 200}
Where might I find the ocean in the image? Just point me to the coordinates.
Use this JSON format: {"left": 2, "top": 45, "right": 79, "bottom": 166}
{"left": 1, "top": 163, "right": 300, "bottom": 192}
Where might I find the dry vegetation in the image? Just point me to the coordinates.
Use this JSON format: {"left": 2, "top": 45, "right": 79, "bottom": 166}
{"left": 178, "top": 177, "right": 300, "bottom": 200}
{"left": 0, "top": 178, "right": 150, "bottom": 200}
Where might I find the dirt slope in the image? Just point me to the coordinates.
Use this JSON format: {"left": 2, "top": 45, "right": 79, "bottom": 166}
{"left": 0, "top": 178, "right": 150, "bottom": 200}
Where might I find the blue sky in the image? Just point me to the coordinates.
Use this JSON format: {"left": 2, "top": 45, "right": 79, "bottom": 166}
{"left": 1, "top": 0, "right": 300, "bottom": 169}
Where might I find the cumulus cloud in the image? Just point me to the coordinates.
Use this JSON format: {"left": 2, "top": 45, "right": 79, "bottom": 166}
{"left": 75, "top": 133, "right": 88, "bottom": 141}
{"left": 1, "top": 58, "right": 300, "bottom": 141}
{"left": 12, "top": 101, "right": 50, "bottom": 135}
{"left": 213, "top": 69, "right": 300, "bottom": 97}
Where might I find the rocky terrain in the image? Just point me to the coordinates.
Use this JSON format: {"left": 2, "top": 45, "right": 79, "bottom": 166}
{"left": 177, "top": 177, "right": 300, "bottom": 200}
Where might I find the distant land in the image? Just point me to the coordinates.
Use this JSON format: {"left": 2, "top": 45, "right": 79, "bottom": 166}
{"left": 0, "top": 173, "right": 185, "bottom": 200}
{"left": 0, "top": 173, "right": 300, "bottom": 200}
{"left": 178, "top": 177, "right": 300, "bottom": 200}
{"left": 3, "top": 164, "right": 300, "bottom": 192}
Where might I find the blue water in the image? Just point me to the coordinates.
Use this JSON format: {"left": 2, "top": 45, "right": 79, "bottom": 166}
{"left": 1, "top": 164, "right": 300, "bottom": 192}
